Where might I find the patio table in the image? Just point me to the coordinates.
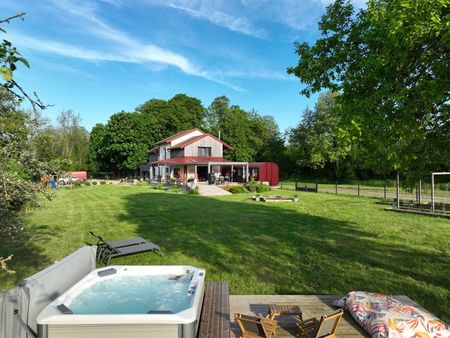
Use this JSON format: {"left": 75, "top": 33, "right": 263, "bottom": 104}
{"left": 267, "top": 304, "right": 303, "bottom": 321}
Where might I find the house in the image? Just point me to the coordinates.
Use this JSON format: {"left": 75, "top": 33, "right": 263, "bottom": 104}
{"left": 139, "top": 128, "right": 250, "bottom": 182}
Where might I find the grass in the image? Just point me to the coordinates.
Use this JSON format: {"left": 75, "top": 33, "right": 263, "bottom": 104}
{"left": 280, "top": 181, "right": 450, "bottom": 198}
{"left": 1, "top": 185, "right": 449, "bottom": 322}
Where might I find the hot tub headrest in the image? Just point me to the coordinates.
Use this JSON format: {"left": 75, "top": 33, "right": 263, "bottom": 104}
{"left": 98, "top": 268, "right": 117, "bottom": 277}
{"left": 56, "top": 304, "right": 73, "bottom": 315}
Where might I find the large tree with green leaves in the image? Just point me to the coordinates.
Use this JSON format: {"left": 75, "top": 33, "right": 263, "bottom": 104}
{"left": 102, "top": 112, "right": 150, "bottom": 174}
{"left": 35, "top": 110, "right": 90, "bottom": 171}
{"left": 137, "top": 94, "right": 205, "bottom": 140}
{"left": 205, "top": 96, "right": 285, "bottom": 162}
{"left": 0, "top": 13, "right": 53, "bottom": 242}
{"left": 288, "top": 0, "right": 450, "bottom": 181}
{"left": 0, "top": 88, "right": 52, "bottom": 237}
{"left": 287, "top": 92, "right": 352, "bottom": 179}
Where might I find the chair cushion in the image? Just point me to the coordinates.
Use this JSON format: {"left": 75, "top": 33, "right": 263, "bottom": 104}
{"left": 333, "top": 291, "right": 449, "bottom": 338}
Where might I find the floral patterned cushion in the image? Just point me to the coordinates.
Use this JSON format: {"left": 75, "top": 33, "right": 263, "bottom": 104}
{"left": 333, "top": 291, "right": 449, "bottom": 338}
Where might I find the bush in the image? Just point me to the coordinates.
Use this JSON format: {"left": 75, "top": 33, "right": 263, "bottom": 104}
{"left": 229, "top": 185, "right": 248, "bottom": 194}
{"left": 256, "top": 184, "right": 271, "bottom": 193}
{"left": 84, "top": 181, "right": 91, "bottom": 186}
{"left": 92, "top": 181, "right": 98, "bottom": 185}
{"left": 245, "top": 179, "right": 272, "bottom": 193}
{"left": 100, "top": 181, "right": 106, "bottom": 185}
{"left": 188, "top": 186, "right": 200, "bottom": 195}
{"left": 170, "top": 185, "right": 182, "bottom": 193}
{"left": 245, "top": 179, "right": 258, "bottom": 192}
{"left": 73, "top": 181, "right": 82, "bottom": 188}
{"left": 221, "top": 185, "right": 232, "bottom": 191}
{"left": 152, "top": 184, "right": 168, "bottom": 191}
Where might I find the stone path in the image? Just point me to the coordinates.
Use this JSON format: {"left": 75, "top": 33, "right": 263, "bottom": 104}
{"left": 197, "top": 182, "right": 232, "bottom": 196}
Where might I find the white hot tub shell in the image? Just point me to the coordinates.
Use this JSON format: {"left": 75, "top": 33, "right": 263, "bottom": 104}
{"left": 36, "top": 265, "right": 205, "bottom": 338}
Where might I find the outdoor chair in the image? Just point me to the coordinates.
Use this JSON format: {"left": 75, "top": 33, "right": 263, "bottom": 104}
{"left": 88, "top": 231, "right": 162, "bottom": 265}
{"left": 235, "top": 313, "right": 278, "bottom": 338}
{"left": 296, "top": 309, "right": 344, "bottom": 338}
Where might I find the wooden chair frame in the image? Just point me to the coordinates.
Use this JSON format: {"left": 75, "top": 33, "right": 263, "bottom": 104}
{"left": 235, "top": 313, "right": 278, "bottom": 338}
{"left": 297, "top": 309, "right": 344, "bottom": 338}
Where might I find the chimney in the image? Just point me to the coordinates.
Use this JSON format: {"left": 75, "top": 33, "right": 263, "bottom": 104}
{"left": 218, "top": 131, "right": 221, "bottom": 140}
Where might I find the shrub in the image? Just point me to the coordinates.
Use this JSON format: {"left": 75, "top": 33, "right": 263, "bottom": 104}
{"left": 245, "top": 179, "right": 272, "bottom": 193}
{"left": 84, "top": 181, "right": 91, "bottom": 186}
{"left": 73, "top": 181, "right": 82, "bottom": 188}
{"left": 256, "top": 184, "right": 271, "bottom": 193}
{"left": 171, "top": 185, "right": 182, "bottom": 193}
{"left": 229, "top": 185, "right": 248, "bottom": 194}
{"left": 92, "top": 181, "right": 98, "bottom": 185}
{"left": 100, "top": 181, "right": 106, "bottom": 185}
{"left": 188, "top": 186, "right": 200, "bottom": 195}
{"left": 152, "top": 184, "right": 168, "bottom": 191}
{"left": 245, "top": 179, "right": 258, "bottom": 192}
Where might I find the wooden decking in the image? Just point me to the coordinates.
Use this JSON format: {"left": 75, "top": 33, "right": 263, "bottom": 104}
{"left": 229, "top": 295, "right": 418, "bottom": 338}
{"left": 198, "top": 282, "right": 230, "bottom": 338}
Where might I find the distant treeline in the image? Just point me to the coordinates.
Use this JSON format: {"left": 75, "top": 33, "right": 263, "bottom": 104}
{"left": 24, "top": 90, "right": 448, "bottom": 183}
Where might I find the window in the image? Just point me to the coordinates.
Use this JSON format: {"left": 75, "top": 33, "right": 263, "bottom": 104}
{"left": 198, "top": 147, "right": 211, "bottom": 157}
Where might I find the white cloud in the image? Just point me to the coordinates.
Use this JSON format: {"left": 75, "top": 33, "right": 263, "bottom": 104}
{"left": 15, "top": 0, "right": 244, "bottom": 90}
{"left": 146, "top": 0, "right": 266, "bottom": 38}
{"left": 147, "top": 0, "right": 367, "bottom": 35}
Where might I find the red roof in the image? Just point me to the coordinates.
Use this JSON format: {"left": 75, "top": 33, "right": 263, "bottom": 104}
{"left": 170, "top": 133, "right": 234, "bottom": 150}
{"left": 156, "top": 128, "right": 204, "bottom": 144}
{"left": 150, "top": 157, "right": 230, "bottom": 165}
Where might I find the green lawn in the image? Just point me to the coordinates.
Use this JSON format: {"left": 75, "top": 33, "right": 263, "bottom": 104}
{"left": 1, "top": 185, "right": 449, "bottom": 322}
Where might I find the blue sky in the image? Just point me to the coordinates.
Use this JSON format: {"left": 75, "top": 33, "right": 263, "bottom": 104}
{"left": 2, "top": 0, "right": 363, "bottom": 132}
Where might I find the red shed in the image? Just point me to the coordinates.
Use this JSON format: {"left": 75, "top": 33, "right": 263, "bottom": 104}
{"left": 249, "top": 162, "right": 279, "bottom": 186}
{"left": 70, "top": 171, "right": 88, "bottom": 180}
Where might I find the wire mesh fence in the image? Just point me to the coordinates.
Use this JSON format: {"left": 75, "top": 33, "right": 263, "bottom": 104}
{"left": 279, "top": 178, "right": 450, "bottom": 208}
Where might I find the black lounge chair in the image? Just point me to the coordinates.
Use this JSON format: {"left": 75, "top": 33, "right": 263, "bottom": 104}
{"left": 89, "top": 231, "right": 162, "bottom": 265}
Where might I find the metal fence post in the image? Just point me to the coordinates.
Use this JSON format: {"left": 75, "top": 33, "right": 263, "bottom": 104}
{"left": 431, "top": 173, "right": 435, "bottom": 212}
{"left": 418, "top": 179, "right": 421, "bottom": 204}
{"left": 396, "top": 172, "right": 400, "bottom": 209}
{"left": 316, "top": 180, "right": 318, "bottom": 193}
{"left": 358, "top": 183, "right": 360, "bottom": 197}
{"left": 384, "top": 183, "right": 387, "bottom": 200}
{"left": 335, "top": 182, "right": 338, "bottom": 195}
{"left": 295, "top": 181, "right": 298, "bottom": 191}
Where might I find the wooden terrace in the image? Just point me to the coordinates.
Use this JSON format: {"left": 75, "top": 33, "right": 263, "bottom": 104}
{"left": 198, "top": 282, "right": 422, "bottom": 338}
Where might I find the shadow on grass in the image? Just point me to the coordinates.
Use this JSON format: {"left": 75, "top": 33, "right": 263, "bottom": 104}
{"left": 0, "top": 224, "right": 52, "bottom": 290}
{"left": 116, "top": 192, "right": 449, "bottom": 322}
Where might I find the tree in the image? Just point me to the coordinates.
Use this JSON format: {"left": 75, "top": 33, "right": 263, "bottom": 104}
{"left": 34, "top": 110, "right": 90, "bottom": 171}
{"left": 137, "top": 94, "right": 205, "bottom": 140}
{"left": 1, "top": 12, "right": 47, "bottom": 112}
{"left": 103, "top": 112, "right": 150, "bottom": 174}
{"left": 287, "top": 92, "right": 352, "bottom": 179}
{"left": 288, "top": 0, "right": 450, "bottom": 181}
{"left": 205, "top": 96, "right": 285, "bottom": 162}
{"left": 0, "top": 89, "right": 52, "bottom": 238}
{"left": 0, "top": 12, "right": 53, "bottom": 241}
{"left": 89, "top": 123, "right": 108, "bottom": 171}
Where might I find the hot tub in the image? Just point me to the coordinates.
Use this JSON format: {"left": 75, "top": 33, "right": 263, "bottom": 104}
{"left": 36, "top": 265, "right": 205, "bottom": 338}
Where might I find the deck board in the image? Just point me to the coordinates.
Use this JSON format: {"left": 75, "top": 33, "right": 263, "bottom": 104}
{"left": 198, "top": 282, "right": 230, "bottom": 338}
{"left": 229, "top": 295, "right": 417, "bottom": 338}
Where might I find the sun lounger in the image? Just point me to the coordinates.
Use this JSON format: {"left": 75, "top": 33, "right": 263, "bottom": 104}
{"left": 234, "top": 313, "right": 277, "bottom": 338}
{"left": 297, "top": 308, "right": 344, "bottom": 338}
{"left": 88, "top": 231, "right": 162, "bottom": 265}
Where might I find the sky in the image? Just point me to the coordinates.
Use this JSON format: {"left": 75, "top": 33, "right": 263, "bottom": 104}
{"left": 2, "top": 0, "right": 364, "bottom": 132}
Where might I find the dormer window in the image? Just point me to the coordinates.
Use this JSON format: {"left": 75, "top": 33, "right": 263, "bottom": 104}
{"left": 198, "top": 147, "right": 211, "bottom": 157}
